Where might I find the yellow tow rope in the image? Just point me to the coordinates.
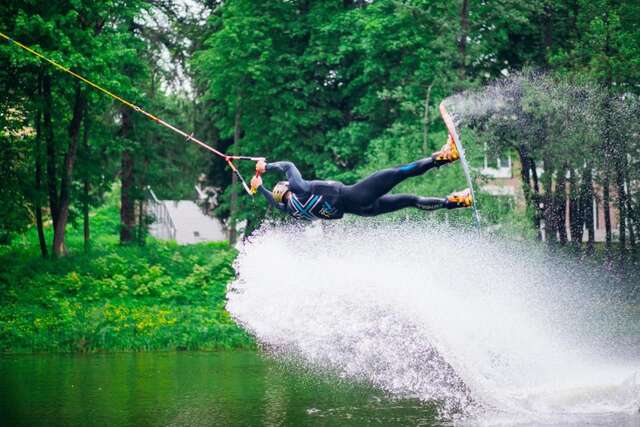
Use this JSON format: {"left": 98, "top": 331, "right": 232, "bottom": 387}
{"left": 0, "top": 31, "right": 263, "bottom": 194}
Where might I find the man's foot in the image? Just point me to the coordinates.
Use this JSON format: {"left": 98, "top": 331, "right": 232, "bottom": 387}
{"left": 446, "top": 188, "right": 473, "bottom": 209}
{"left": 432, "top": 134, "right": 460, "bottom": 164}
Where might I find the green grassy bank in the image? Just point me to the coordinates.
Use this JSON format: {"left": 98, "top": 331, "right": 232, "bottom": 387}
{"left": 0, "top": 204, "right": 254, "bottom": 353}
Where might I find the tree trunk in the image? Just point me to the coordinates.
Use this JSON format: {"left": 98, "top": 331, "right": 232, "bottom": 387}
{"left": 615, "top": 138, "right": 629, "bottom": 267}
{"left": 137, "top": 200, "right": 145, "bottom": 246}
{"left": 627, "top": 199, "right": 636, "bottom": 249}
{"left": 43, "top": 73, "right": 58, "bottom": 227}
{"left": 541, "top": 6, "right": 559, "bottom": 253}
{"left": 543, "top": 3, "right": 554, "bottom": 60}
{"left": 82, "top": 114, "right": 91, "bottom": 253}
{"left": 615, "top": 166, "right": 626, "bottom": 268}
{"left": 458, "top": 0, "right": 469, "bottom": 79}
{"left": 120, "top": 108, "right": 136, "bottom": 244}
{"left": 422, "top": 82, "right": 433, "bottom": 154}
{"left": 603, "top": 172, "right": 612, "bottom": 254}
{"left": 517, "top": 145, "right": 539, "bottom": 234}
{"left": 570, "top": 0, "right": 580, "bottom": 38}
{"left": 555, "top": 165, "right": 568, "bottom": 246}
{"left": 602, "top": 11, "right": 613, "bottom": 260}
{"left": 137, "top": 156, "right": 149, "bottom": 246}
{"left": 517, "top": 146, "right": 532, "bottom": 193}
{"left": 568, "top": 168, "right": 584, "bottom": 249}
{"left": 625, "top": 176, "right": 636, "bottom": 249}
{"left": 530, "top": 158, "right": 542, "bottom": 240}
{"left": 53, "top": 86, "right": 86, "bottom": 256}
{"left": 581, "top": 164, "right": 595, "bottom": 254}
{"left": 229, "top": 173, "right": 238, "bottom": 244}
{"left": 228, "top": 104, "right": 242, "bottom": 244}
{"left": 34, "top": 76, "right": 48, "bottom": 258}
{"left": 556, "top": 164, "right": 568, "bottom": 245}
{"left": 542, "top": 154, "right": 556, "bottom": 246}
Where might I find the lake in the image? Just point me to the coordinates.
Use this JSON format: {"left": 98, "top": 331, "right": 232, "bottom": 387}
{"left": 0, "top": 351, "right": 438, "bottom": 426}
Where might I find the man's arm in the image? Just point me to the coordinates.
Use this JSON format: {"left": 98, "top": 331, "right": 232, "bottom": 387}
{"left": 266, "top": 161, "right": 311, "bottom": 193}
{"left": 258, "top": 185, "right": 287, "bottom": 212}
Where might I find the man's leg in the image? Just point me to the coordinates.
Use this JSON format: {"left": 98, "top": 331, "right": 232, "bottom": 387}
{"left": 349, "top": 194, "right": 447, "bottom": 217}
{"left": 346, "top": 189, "right": 473, "bottom": 217}
{"left": 342, "top": 158, "right": 439, "bottom": 207}
{"left": 342, "top": 135, "right": 459, "bottom": 208}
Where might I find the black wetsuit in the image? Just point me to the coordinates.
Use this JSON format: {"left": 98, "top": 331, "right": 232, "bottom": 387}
{"left": 258, "top": 158, "right": 454, "bottom": 221}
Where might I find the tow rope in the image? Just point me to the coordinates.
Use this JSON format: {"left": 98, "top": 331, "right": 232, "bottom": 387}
{"left": 0, "top": 31, "right": 263, "bottom": 195}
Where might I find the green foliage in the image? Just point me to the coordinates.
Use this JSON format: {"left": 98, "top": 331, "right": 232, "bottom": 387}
{"left": 0, "top": 111, "right": 33, "bottom": 243}
{"left": 0, "top": 0, "right": 212, "bottom": 253}
{"left": 0, "top": 204, "right": 254, "bottom": 353}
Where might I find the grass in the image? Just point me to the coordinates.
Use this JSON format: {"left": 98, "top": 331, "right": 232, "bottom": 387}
{"left": 0, "top": 202, "right": 255, "bottom": 353}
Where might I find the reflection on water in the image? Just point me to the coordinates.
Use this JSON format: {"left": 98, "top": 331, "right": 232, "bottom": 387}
{"left": 0, "top": 352, "right": 438, "bottom": 426}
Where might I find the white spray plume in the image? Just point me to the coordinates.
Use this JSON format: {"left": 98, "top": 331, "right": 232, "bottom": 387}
{"left": 228, "top": 221, "right": 640, "bottom": 424}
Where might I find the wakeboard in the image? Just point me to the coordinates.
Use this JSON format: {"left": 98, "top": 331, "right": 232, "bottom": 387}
{"left": 439, "top": 101, "right": 481, "bottom": 229}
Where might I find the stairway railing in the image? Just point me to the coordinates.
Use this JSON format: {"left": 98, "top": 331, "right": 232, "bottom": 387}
{"left": 146, "top": 186, "right": 176, "bottom": 241}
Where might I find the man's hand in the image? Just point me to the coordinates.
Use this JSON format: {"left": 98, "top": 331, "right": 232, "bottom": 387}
{"left": 250, "top": 175, "right": 262, "bottom": 190}
{"left": 256, "top": 159, "right": 267, "bottom": 174}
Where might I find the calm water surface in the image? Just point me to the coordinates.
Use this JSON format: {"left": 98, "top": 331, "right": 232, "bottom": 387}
{"left": 0, "top": 352, "right": 439, "bottom": 426}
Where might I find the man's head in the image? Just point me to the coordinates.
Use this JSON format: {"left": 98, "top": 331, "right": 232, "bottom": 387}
{"left": 272, "top": 181, "right": 290, "bottom": 203}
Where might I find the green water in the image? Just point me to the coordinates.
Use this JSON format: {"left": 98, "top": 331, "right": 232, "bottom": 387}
{"left": 0, "top": 352, "right": 438, "bottom": 426}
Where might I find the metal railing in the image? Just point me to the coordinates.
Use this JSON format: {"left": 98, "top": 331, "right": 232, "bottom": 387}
{"left": 146, "top": 186, "right": 176, "bottom": 241}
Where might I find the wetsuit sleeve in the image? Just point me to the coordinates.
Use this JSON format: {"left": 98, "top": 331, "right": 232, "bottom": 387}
{"left": 266, "top": 161, "right": 311, "bottom": 193}
{"left": 258, "top": 185, "right": 287, "bottom": 213}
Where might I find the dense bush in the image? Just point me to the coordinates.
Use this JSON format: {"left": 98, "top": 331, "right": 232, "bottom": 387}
{"left": 0, "top": 205, "right": 254, "bottom": 352}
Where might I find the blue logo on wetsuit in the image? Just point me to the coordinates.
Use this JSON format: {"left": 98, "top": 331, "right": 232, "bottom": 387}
{"left": 288, "top": 194, "right": 323, "bottom": 220}
{"left": 287, "top": 195, "right": 341, "bottom": 220}
{"left": 399, "top": 162, "right": 417, "bottom": 172}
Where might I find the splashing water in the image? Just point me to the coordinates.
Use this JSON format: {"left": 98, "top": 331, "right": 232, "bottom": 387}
{"left": 228, "top": 221, "right": 640, "bottom": 424}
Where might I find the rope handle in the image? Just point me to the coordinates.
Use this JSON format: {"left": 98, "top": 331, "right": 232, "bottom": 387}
{"left": 249, "top": 158, "right": 267, "bottom": 195}
{"left": 223, "top": 157, "right": 266, "bottom": 195}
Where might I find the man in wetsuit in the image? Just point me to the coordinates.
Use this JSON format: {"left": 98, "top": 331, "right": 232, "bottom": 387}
{"left": 250, "top": 136, "right": 472, "bottom": 221}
